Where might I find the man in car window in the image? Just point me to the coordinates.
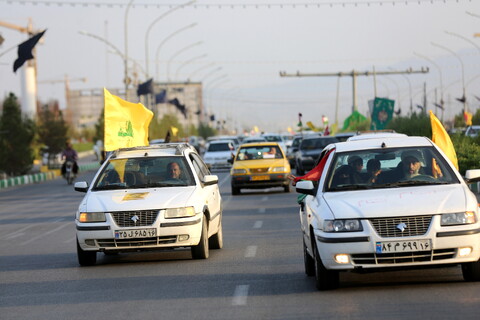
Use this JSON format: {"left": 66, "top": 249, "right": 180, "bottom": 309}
{"left": 347, "top": 155, "right": 364, "bottom": 183}
{"left": 402, "top": 155, "right": 421, "bottom": 179}
{"left": 167, "top": 162, "right": 182, "bottom": 180}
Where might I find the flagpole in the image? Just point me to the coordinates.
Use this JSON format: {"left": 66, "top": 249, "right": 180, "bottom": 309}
{"left": 124, "top": 0, "right": 135, "bottom": 101}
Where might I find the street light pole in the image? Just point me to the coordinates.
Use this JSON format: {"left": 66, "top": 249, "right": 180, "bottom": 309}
{"left": 155, "top": 23, "right": 198, "bottom": 81}
{"left": 166, "top": 41, "right": 203, "bottom": 81}
{"left": 414, "top": 52, "right": 444, "bottom": 117}
{"left": 175, "top": 53, "right": 207, "bottom": 81}
{"left": 144, "top": 0, "right": 196, "bottom": 78}
{"left": 431, "top": 42, "right": 466, "bottom": 113}
{"left": 124, "top": 0, "right": 135, "bottom": 101}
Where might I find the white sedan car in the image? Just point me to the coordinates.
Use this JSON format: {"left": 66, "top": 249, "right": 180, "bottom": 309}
{"left": 296, "top": 134, "right": 480, "bottom": 290}
{"left": 203, "top": 140, "right": 236, "bottom": 169}
{"left": 74, "top": 143, "right": 223, "bottom": 266}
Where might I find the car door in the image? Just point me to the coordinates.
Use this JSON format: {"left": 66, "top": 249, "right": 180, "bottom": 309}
{"left": 190, "top": 153, "right": 222, "bottom": 231}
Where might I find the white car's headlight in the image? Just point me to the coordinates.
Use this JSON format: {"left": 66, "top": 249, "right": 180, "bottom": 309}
{"left": 164, "top": 207, "right": 196, "bottom": 219}
{"left": 232, "top": 169, "right": 247, "bottom": 174}
{"left": 441, "top": 212, "right": 476, "bottom": 226}
{"left": 324, "top": 219, "right": 363, "bottom": 232}
{"left": 78, "top": 212, "right": 106, "bottom": 223}
{"left": 271, "top": 166, "right": 286, "bottom": 172}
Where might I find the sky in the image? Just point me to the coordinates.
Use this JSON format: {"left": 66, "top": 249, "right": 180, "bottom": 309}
{"left": 1, "top": 0, "right": 480, "bottom": 133}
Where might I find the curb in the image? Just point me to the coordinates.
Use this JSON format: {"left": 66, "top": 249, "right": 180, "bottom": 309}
{"left": 0, "top": 162, "right": 101, "bottom": 190}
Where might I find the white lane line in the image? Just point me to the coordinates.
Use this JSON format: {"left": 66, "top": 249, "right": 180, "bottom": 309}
{"left": 245, "top": 245, "right": 257, "bottom": 258}
{"left": 253, "top": 220, "right": 263, "bottom": 229}
{"left": 64, "top": 236, "right": 76, "bottom": 243}
{"left": 19, "top": 223, "right": 71, "bottom": 246}
{"left": 0, "top": 225, "right": 36, "bottom": 240}
{"left": 219, "top": 173, "right": 231, "bottom": 187}
{"left": 261, "top": 196, "right": 268, "bottom": 201}
{"left": 258, "top": 208, "right": 266, "bottom": 214}
{"left": 5, "top": 232, "right": 24, "bottom": 240}
{"left": 232, "top": 285, "right": 249, "bottom": 306}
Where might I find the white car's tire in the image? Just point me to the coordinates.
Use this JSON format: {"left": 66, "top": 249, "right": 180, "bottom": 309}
{"left": 77, "top": 239, "right": 97, "bottom": 266}
{"left": 303, "top": 239, "right": 315, "bottom": 277}
{"left": 191, "top": 215, "right": 209, "bottom": 259}
{"left": 209, "top": 219, "right": 223, "bottom": 249}
{"left": 313, "top": 241, "right": 339, "bottom": 290}
{"left": 462, "top": 260, "right": 480, "bottom": 281}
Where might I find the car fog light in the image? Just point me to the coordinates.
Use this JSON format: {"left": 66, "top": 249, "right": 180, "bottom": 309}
{"left": 85, "top": 239, "right": 96, "bottom": 246}
{"left": 178, "top": 234, "right": 190, "bottom": 241}
{"left": 334, "top": 254, "right": 350, "bottom": 264}
{"left": 459, "top": 247, "right": 472, "bottom": 257}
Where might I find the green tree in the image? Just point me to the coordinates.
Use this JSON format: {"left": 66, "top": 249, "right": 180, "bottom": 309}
{"left": 387, "top": 112, "right": 431, "bottom": 137}
{"left": 93, "top": 109, "right": 104, "bottom": 143}
{"left": 0, "top": 93, "right": 36, "bottom": 176}
{"left": 36, "top": 106, "right": 69, "bottom": 167}
{"left": 198, "top": 122, "right": 217, "bottom": 139}
{"left": 149, "top": 114, "right": 185, "bottom": 141}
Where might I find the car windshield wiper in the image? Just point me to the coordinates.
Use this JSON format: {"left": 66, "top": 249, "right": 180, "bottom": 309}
{"left": 130, "top": 182, "right": 189, "bottom": 188}
{"left": 378, "top": 180, "right": 450, "bottom": 188}
{"left": 92, "top": 184, "right": 126, "bottom": 191}
{"left": 328, "top": 184, "right": 370, "bottom": 191}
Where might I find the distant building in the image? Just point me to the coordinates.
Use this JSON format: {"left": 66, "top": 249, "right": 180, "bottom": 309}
{"left": 65, "top": 81, "right": 204, "bottom": 130}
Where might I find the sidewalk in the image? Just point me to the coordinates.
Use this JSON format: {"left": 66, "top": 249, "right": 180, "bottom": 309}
{"left": 0, "top": 151, "right": 101, "bottom": 190}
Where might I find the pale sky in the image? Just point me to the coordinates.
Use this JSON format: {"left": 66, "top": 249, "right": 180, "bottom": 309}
{"left": 1, "top": 0, "right": 480, "bottom": 132}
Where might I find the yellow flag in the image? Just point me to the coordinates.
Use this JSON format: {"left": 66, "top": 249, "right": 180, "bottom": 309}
{"left": 171, "top": 126, "right": 179, "bottom": 136}
{"left": 464, "top": 111, "right": 473, "bottom": 126}
{"left": 104, "top": 88, "right": 153, "bottom": 151}
{"left": 253, "top": 126, "right": 259, "bottom": 133}
{"left": 429, "top": 111, "right": 459, "bottom": 171}
{"left": 306, "top": 121, "right": 318, "bottom": 132}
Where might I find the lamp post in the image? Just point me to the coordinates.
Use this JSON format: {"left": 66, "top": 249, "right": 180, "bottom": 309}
{"left": 175, "top": 53, "right": 207, "bottom": 81}
{"left": 414, "top": 52, "right": 444, "bottom": 117}
{"left": 166, "top": 41, "right": 203, "bottom": 81}
{"left": 155, "top": 23, "right": 198, "bottom": 80}
{"left": 124, "top": 0, "right": 135, "bottom": 100}
{"left": 431, "top": 42, "right": 467, "bottom": 113}
{"left": 144, "top": 0, "right": 196, "bottom": 77}
{"left": 201, "top": 66, "right": 222, "bottom": 82}
{"left": 187, "top": 62, "right": 215, "bottom": 81}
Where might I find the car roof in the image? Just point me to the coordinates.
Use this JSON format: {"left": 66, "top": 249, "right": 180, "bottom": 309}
{"left": 347, "top": 132, "right": 407, "bottom": 141}
{"left": 333, "top": 136, "right": 433, "bottom": 153}
{"left": 110, "top": 143, "right": 195, "bottom": 159}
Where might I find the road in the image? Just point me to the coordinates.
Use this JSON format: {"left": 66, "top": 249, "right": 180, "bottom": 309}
{"left": 0, "top": 168, "right": 479, "bottom": 320}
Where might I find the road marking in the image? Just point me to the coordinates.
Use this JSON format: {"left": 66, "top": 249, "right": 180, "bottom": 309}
{"left": 5, "top": 232, "right": 24, "bottom": 240}
{"left": 219, "top": 173, "right": 231, "bottom": 187}
{"left": 258, "top": 208, "right": 266, "bottom": 214}
{"left": 0, "top": 224, "right": 35, "bottom": 240}
{"left": 253, "top": 220, "right": 263, "bottom": 229}
{"left": 261, "top": 196, "right": 268, "bottom": 201}
{"left": 245, "top": 245, "right": 257, "bottom": 258}
{"left": 65, "top": 236, "right": 76, "bottom": 243}
{"left": 19, "top": 223, "right": 71, "bottom": 246}
{"left": 232, "top": 285, "right": 249, "bottom": 306}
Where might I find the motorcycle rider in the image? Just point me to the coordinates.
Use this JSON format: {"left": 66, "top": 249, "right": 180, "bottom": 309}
{"left": 61, "top": 141, "right": 79, "bottom": 177}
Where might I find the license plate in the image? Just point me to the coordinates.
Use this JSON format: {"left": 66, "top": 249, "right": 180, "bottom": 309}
{"left": 251, "top": 175, "right": 270, "bottom": 181}
{"left": 115, "top": 228, "right": 157, "bottom": 239}
{"left": 375, "top": 239, "right": 431, "bottom": 254}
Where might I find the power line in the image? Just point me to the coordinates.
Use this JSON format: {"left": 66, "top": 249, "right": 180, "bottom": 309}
{"left": 0, "top": 0, "right": 462, "bottom": 9}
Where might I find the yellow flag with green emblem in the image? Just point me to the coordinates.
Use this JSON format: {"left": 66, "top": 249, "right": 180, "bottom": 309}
{"left": 429, "top": 111, "right": 459, "bottom": 171}
{"left": 104, "top": 88, "right": 154, "bottom": 151}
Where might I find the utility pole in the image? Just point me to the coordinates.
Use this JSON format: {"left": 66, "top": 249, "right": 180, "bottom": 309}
{"left": 279, "top": 67, "right": 429, "bottom": 124}
{"left": 0, "top": 19, "right": 40, "bottom": 119}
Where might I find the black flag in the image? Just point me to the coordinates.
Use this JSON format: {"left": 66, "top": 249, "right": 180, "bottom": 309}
{"left": 433, "top": 103, "right": 444, "bottom": 110}
{"left": 456, "top": 95, "right": 466, "bottom": 103}
{"left": 155, "top": 90, "right": 166, "bottom": 103}
{"left": 168, "top": 98, "right": 187, "bottom": 119}
{"left": 164, "top": 130, "right": 171, "bottom": 143}
{"left": 137, "top": 78, "right": 153, "bottom": 96}
{"left": 13, "top": 30, "right": 47, "bottom": 73}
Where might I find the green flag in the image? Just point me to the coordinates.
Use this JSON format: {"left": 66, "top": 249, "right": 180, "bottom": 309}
{"left": 370, "top": 97, "right": 394, "bottom": 130}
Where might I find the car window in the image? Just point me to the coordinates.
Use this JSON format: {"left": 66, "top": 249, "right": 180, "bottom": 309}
{"left": 236, "top": 145, "right": 283, "bottom": 160}
{"left": 324, "top": 146, "right": 459, "bottom": 191}
{"left": 207, "top": 143, "right": 233, "bottom": 152}
{"left": 190, "top": 153, "right": 210, "bottom": 180}
{"left": 92, "top": 156, "right": 196, "bottom": 190}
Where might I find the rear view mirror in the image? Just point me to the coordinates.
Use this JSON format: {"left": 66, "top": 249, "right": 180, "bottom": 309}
{"left": 74, "top": 181, "right": 89, "bottom": 192}
{"left": 375, "top": 153, "right": 395, "bottom": 161}
{"left": 202, "top": 175, "right": 218, "bottom": 186}
{"left": 296, "top": 180, "right": 315, "bottom": 195}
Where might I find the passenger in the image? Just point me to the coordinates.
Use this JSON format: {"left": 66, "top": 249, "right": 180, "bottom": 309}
{"left": 365, "top": 159, "right": 382, "bottom": 184}
{"left": 347, "top": 155, "right": 364, "bottom": 183}
{"left": 331, "top": 165, "right": 355, "bottom": 188}
{"left": 264, "top": 147, "right": 280, "bottom": 158}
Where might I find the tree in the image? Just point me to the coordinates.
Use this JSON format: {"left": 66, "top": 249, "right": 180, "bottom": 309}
{"left": 36, "top": 105, "right": 69, "bottom": 168}
{"left": 198, "top": 122, "right": 217, "bottom": 139}
{"left": 93, "top": 108, "right": 104, "bottom": 143}
{"left": 0, "top": 93, "right": 35, "bottom": 176}
{"left": 387, "top": 112, "right": 430, "bottom": 137}
{"left": 149, "top": 113, "right": 185, "bottom": 141}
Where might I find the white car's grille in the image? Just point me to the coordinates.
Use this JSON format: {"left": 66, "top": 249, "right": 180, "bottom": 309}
{"left": 351, "top": 248, "right": 455, "bottom": 265}
{"left": 97, "top": 236, "right": 177, "bottom": 248}
{"left": 110, "top": 210, "right": 159, "bottom": 227}
{"left": 369, "top": 215, "right": 432, "bottom": 237}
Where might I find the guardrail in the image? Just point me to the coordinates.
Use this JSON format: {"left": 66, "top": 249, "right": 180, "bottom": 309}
{"left": 0, "top": 162, "right": 101, "bottom": 190}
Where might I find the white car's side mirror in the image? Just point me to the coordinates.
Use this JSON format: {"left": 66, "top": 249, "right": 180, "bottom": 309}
{"left": 202, "top": 175, "right": 218, "bottom": 186}
{"left": 465, "top": 169, "right": 480, "bottom": 183}
{"left": 296, "top": 180, "right": 316, "bottom": 195}
{"left": 74, "top": 181, "right": 89, "bottom": 192}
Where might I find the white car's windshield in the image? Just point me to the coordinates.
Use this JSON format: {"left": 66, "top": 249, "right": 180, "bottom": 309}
{"left": 92, "top": 156, "right": 195, "bottom": 190}
{"left": 325, "top": 146, "right": 459, "bottom": 191}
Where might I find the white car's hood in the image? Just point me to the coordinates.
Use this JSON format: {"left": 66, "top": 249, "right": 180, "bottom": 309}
{"left": 323, "top": 184, "right": 466, "bottom": 219}
{"left": 83, "top": 187, "right": 196, "bottom": 212}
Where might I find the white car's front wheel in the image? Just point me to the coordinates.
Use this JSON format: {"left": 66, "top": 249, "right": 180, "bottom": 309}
{"left": 191, "top": 215, "right": 209, "bottom": 259}
{"left": 462, "top": 260, "right": 480, "bottom": 281}
{"left": 313, "top": 241, "right": 339, "bottom": 290}
{"left": 77, "top": 239, "right": 97, "bottom": 266}
{"left": 209, "top": 219, "right": 223, "bottom": 249}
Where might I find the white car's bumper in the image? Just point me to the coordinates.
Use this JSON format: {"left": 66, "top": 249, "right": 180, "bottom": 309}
{"left": 313, "top": 216, "right": 480, "bottom": 270}
{"left": 76, "top": 212, "right": 203, "bottom": 252}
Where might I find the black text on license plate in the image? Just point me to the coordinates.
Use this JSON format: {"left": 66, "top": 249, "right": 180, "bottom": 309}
{"left": 376, "top": 239, "right": 431, "bottom": 254}
{"left": 115, "top": 228, "right": 156, "bottom": 239}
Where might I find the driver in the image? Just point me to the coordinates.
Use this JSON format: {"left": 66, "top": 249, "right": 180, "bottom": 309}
{"left": 166, "top": 162, "right": 182, "bottom": 180}
{"left": 402, "top": 155, "right": 421, "bottom": 179}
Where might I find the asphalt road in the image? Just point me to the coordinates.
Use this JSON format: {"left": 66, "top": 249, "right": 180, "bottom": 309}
{"left": 0, "top": 168, "right": 479, "bottom": 320}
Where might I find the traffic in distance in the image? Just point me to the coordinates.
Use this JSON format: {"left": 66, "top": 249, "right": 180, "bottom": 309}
{"left": 73, "top": 131, "right": 480, "bottom": 290}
